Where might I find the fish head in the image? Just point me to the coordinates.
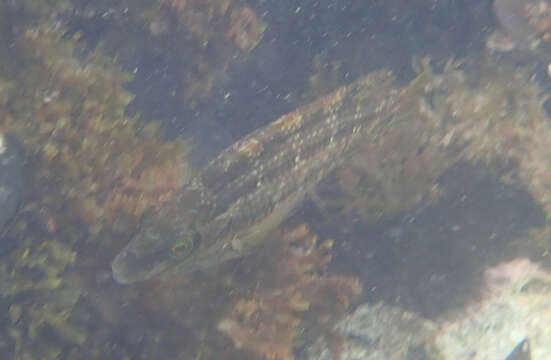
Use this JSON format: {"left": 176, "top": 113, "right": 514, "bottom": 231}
{"left": 111, "top": 208, "right": 200, "bottom": 284}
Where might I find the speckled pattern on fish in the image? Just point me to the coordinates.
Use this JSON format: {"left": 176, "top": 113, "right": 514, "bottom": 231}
{"left": 112, "top": 70, "right": 399, "bottom": 284}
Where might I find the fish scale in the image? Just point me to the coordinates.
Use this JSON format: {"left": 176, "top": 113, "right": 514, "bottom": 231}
{"left": 206, "top": 107, "right": 377, "bottom": 226}
{"left": 204, "top": 101, "right": 385, "bottom": 220}
{"left": 112, "top": 70, "right": 399, "bottom": 284}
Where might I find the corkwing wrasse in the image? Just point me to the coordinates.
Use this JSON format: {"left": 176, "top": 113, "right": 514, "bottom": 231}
{"left": 112, "top": 71, "right": 398, "bottom": 284}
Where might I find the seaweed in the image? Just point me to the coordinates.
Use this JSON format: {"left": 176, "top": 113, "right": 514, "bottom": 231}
{"left": 219, "top": 225, "right": 362, "bottom": 360}
{"left": 0, "top": 21, "right": 191, "bottom": 359}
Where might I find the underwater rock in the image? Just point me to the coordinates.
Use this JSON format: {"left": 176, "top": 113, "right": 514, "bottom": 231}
{"left": 307, "top": 258, "right": 551, "bottom": 360}
{"left": 306, "top": 302, "right": 435, "bottom": 360}
{"left": 0, "top": 132, "right": 24, "bottom": 234}
{"left": 429, "top": 258, "right": 551, "bottom": 360}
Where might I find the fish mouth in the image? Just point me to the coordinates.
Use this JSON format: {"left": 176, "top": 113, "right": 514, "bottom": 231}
{"left": 111, "top": 249, "right": 135, "bottom": 285}
{"left": 111, "top": 246, "right": 168, "bottom": 285}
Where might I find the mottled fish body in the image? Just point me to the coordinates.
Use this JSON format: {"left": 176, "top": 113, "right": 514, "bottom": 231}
{"left": 112, "top": 71, "right": 398, "bottom": 284}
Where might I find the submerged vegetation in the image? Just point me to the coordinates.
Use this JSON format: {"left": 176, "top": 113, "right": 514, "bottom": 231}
{"left": 219, "top": 225, "right": 362, "bottom": 360}
{"left": 0, "top": 10, "right": 189, "bottom": 360}
{"left": 0, "top": 0, "right": 265, "bottom": 357}
{"left": 5, "top": 26, "right": 189, "bottom": 233}
{"left": 328, "top": 57, "right": 551, "bottom": 239}
{"left": 1, "top": 0, "right": 551, "bottom": 359}
{"left": 61, "top": 0, "right": 266, "bottom": 106}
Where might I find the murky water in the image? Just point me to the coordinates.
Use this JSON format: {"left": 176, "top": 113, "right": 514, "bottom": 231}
{"left": 1, "top": 1, "right": 551, "bottom": 359}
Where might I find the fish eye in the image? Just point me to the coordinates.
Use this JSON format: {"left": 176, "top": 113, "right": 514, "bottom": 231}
{"left": 170, "top": 230, "right": 199, "bottom": 258}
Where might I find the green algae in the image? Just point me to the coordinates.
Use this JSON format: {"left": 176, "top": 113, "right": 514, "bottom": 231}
{"left": 0, "top": 11, "right": 191, "bottom": 358}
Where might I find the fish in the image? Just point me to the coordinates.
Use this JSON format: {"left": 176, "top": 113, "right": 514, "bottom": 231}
{"left": 111, "top": 70, "right": 398, "bottom": 284}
